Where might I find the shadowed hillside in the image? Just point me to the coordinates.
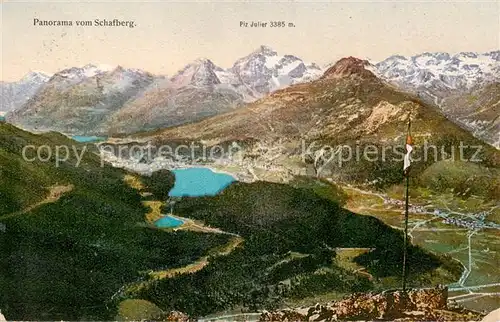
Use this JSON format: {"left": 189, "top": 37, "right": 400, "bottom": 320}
{"left": 0, "top": 123, "right": 231, "bottom": 320}
{"left": 132, "top": 181, "right": 461, "bottom": 318}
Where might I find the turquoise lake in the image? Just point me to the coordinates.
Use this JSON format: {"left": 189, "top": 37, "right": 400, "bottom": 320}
{"left": 71, "top": 136, "right": 106, "bottom": 143}
{"left": 0, "top": 116, "right": 5, "bottom": 121}
{"left": 154, "top": 215, "right": 184, "bottom": 228}
{"left": 169, "top": 167, "right": 235, "bottom": 197}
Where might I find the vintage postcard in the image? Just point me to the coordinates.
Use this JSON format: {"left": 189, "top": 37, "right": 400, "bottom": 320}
{"left": 1, "top": 0, "right": 499, "bottom": 321}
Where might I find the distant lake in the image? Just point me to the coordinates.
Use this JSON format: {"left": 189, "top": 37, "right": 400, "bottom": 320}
{"left": 169, "top": 167, "right": 235, "bottom": 197}
{"left": 154, "top": 215, "right": 184, "bottom": 228}
{"left": 72, "top": 135, "right": 106, "bottom": 143}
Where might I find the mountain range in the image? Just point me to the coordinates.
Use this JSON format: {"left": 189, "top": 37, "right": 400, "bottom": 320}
{"left": 373, "top": 51, "right": 500, "bottom": 147}
{"left": 0, "top": 71, "right": 52, "bottom": 115}
{"left": 2, "top": 47, "right": 499, "bottom": 147}
{"left": 139, "top": 56, "right": 499, "bottom": 197}
{"left": 4, "top": 46, "right": 322, "bottom": 135}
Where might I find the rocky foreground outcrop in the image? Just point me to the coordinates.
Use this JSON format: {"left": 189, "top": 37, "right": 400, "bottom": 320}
{"left": 165, "top": 310, "right": 191, "bottom": 321}
{"left": 259, "top": 286, "right": 485, "bottom": 321}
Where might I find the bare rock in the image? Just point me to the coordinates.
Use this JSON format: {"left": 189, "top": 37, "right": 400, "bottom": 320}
{"left": 408, "top": 284, "right": 448, "bottom": 311}
{"left": 165, "top": 310, "right": 190, "bottom": 322}
{"left": 258, "top": 286, "right": 475, "bottom": 321}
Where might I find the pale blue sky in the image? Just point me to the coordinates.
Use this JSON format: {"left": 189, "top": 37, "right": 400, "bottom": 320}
{"left": 2, "top": 0, "right": 499, "bottom": 81}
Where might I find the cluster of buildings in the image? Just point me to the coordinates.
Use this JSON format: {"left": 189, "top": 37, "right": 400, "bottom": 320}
{"left": 442, "top": 217, "right": 485, "bottom": 230}
{"left": 382, "top": 197, "right": 500, "bottom": 231}
{"left": 383, "top": 198, "right": 427, "bottom": 214}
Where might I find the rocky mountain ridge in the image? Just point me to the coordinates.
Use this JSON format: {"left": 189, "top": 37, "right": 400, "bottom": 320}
{"left": 4, "top": 49, "right": 499, "bottom": 143}
{"left": 0, "top": 71, "right": 52, "bottom": 114}
{"left": 321, "top": 56, "right": 375, "bottom": 80}
{"left": 372, "top": 50, "right": 500, "bottom": 147}
{"left": 258, "top": 286, "right": 485, "bottom": 321}
{"left": 6, "top": 64, "right": 156, "bottom": 135}
{"left": 5, "top": 46, "right": 323, "bottom": 135}
{"left": 140, "top": 54, "right": 499, "bottom": 192}
{"left": 230, "top": 45, "right": 323, "bottom": 98}
{"left": 373, "top": 51, "right": 499, "bottom": 91}
{"left": 118, "top": 286, "right": 488, "bottom": 321}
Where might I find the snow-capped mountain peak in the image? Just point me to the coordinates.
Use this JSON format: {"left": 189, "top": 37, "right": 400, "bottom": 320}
{"left": 455, "top": 52, "right": 478, "bottom": 59}
{"left": 54, "top": 63, "right": 117, "bottom": 80}
{"left": 485, "top": 50, "right": 500, "bottom": 61}
{"left": 20, "top": 71, "right": 52, "bottom": 83}
{"left": 230, "top": 45, "right": 324, "bottom": 96}
{"left": 170, "top": 58, "right": 221, "bottom": 88}
{"left": 253, "top": 45, "right": 278, "bottom": 56}
{"left": 1, "top": 72, "right": 52, "bottom": 113}
{"left": 82, "top": 63, "right": 116, "bottom": 72}
{"left": 372, "top": 50, "right": 500, "bottom": 148}
{"left": 163, "top": 46, "right": 324, "bottom": 101}
{"left": 374, "top": 50, "right": 500, "bottom": 90}
{"left": 81, "top": 63, "right": 117, "bottom": 77}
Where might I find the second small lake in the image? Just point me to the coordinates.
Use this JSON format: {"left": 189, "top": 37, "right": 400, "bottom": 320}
{"left": 154, "top": 215, "right": 185, "bottom": 228}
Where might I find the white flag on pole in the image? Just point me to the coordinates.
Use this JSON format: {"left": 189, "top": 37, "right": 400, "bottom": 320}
{"left": 403, "top": 118, "right": 413, "bottom": 175}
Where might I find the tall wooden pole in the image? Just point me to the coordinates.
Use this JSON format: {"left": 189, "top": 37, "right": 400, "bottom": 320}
{"left": 402, "top": 173, "right": 410, "bottom": 292}
{"left": 402, "top": 115, "right": 411, "bottom": 292}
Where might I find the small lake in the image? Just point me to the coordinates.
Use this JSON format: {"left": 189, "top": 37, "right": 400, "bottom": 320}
{"left": 72, "top": 135, "right": 106, "bottom": 143}
{"left": 154, "top": 215, "right": 184, "bottom": 228}
{"left": 169, "top": 167, "right": 235, "bottom": 197}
